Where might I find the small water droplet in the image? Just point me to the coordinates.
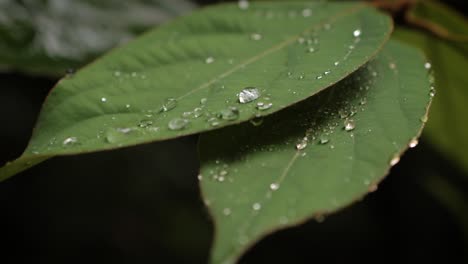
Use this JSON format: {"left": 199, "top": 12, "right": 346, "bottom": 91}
{"left": 238, "top": 87, "right": 260, "bottom": 103}
{"left": 223, "top": 208, "right": 232, "bottom": 216}
{"left": 409, "top": 138, "right": 419, "bottom": 148}
{"left": 250, "top": 33, "right": 262, "bottom": 41}
{"left": 197, "top": 174, "right": 203, "bottom": 181}
{"left": 63, "top": 137, "right": 78, "bottom": 146}
{"left": 344, "top": 119, "right": 355, "bottom": 131}
{"left": 168, "top": 118, "right": 189, "bottom": 130}
{"left": 429, "top": 87, "right": 436, "bottom": 97}
{"left": 353, "top": 29, "right": 361, "bottom": 37}
{"left": 319, "top": 137, "right": 329, "bottom": 144}
{"left": 160, "top": 98, "right": 177, "bottom": 112}
{"left": 101, "top": 97, "right": 107, "bottom": 103}
{"left": 316, "top": 75, "right": 323, "bottom": 80}
{"left": 302, "top": 8, "right": 312, "bottom": 17}
{"left": 200, "top": 98, "right": 208, "bottom": 105}
{"left": 296, "top": 140, "right": 308, "bottom": 150}
{"left": 125, "top": 104, "right": 131, "bottom": 108}
{"left": 114, "top": 71, "right": 121, "bottom": 77}
{"left": 420, "top": 115, "right": 428, "bottom": 123}
{"left": 205, "top": 57, "right": 215, "bottom": 64}
{"left": 256, "top": 102, "right": 273, "bottom": 111}
{"left": 138, "top": 120, "right": 153, "bottom": 128}
{"left": 220, "top": 107, "right": 240, "bottom": 121}
{"left": 270, "top": 183, "right": 280, "bottom": 191}
{"left": 307, "top": 47, "right": 315, "bottom": 53}
{"left": 238, "top": 0, "right": 249, "bottom": 10}
{"left": 252, "top": 203, "right": 262, "bottom": 211}
{"left": 334, "top": 61, "right": 340, "bottom": 66}
{"left": 424, "top": 62, "right": 431, "bottom": 69}
{"left": 390, "top": 155, "right": 400, "bottom": 166}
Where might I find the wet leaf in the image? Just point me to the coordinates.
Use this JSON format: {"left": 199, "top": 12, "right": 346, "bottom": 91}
{"left": 0, "top": 1, "right": 392, "bottom": 181}
{"left": 393, "top": 27, "right": 468, "bottom": 174}
{"left": 198, "top": 40, "right": 432, "bottom": 264}
{"left": 0, "top": 0, "right": 196, "bottom": 76}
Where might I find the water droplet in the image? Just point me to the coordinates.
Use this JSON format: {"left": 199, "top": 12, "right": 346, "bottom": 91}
{"left": 250, "top": 33, "right": 262, "bottom": 41}
{"left": 319, "top": 137, "right": 329, "bottom": 144}
{"left": 252, "top": 203, "right": 262, "bottom": 211}
{"left": 138, "top": 120, "right": 153, "bottom": 128}
{"left": 101, "top": 97, "right": 107, "bottom": 103}
{"left": 353, "top": 29, "right": 361, "bottom": 37}
{"left": 359, "top": 98, "right": 367, "bottom": 105}
{"left": 168, "top": 118, "right": 189, "bottom": 130}
{"left": 390, "top": 155, "right": 400, "bottom": 166}
{"left": 302, "top": 8, "right": 312, "bottom": 17}
{"left": 324, "top": 70, "right": 331, "bottom": 75}
{"left": 238, "top": 87, "right": 260, "bottom": 103}
{"left": 429, "top": 87, "right": 436, "bottom": 97}
{"left": 220, "top": 107, "right": 239, "bottom": 121}
{"left": 256, "top": 102, "right": 273, "bottom": 111}
{"left": 270, "top": 183, "right": 280, "bottom": 191}
{"left": 420, "top": 115, "right": 428, "bottom": 123}
{"left": 114, "top": 71, "right": 121, "bottom": 77}
{"left": 250, "top": 115, "right": 263, "bottom": 126}
{"left": 344, "top": 119, "right": 355, "bottom": 131}
{"left": 334, "top": 61, "right": 340, "bottom": 66}
{"left": 424, "top": 62, "right": 431, "bottom": 69}
{"left": 223, "top": 208, "right": 232, "bottom": 216}
{"left": 307, "top": 47, "right": 315, "bottom": 53}
{"left": 200, "top": 98, "right": 208, "bottom": 105}
{"left": 296, "top": 140, "right": 307, "bottom": 150}
{"left": 409, "top": 138, "right": 419, "bottom": 148}
{"left": 125, "top": 104, "right": 131, "bottom": 108}
{"left": 238, "top": 0, "right": 249, "bottom": 10}
{"left": 160, "top": 98, "right": 177, "bottom": 112}
{"left": 205, "top": 57, "right": 215, "bottom": 64}
{"left": 316, "top": 75, "right": 323, "bottom": 80}
{"left": 197, "top": 174, "right": 203, "bottom": 181}
{"left": 63, "top": 137, "right": 78, "bottom": 146}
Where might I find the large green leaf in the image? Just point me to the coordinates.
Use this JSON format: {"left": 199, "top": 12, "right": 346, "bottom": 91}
{"left": 198, "top": 40, "right": 433, "bottom": 264}
{"left": 0, "top": 1, "right": 392, "bottom": 181}
{"left": 0, "top": 0, "right": 196, "bottom": 76}
{"left": 393, "top": 27, "right": 468, "bottom": 174}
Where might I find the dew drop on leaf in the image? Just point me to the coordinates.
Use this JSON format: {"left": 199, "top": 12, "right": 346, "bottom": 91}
{"left": 168, "top": 118, "right": 189, "bottom": 130}
{"left": 101, "top": 97, "right": 107, "bottom": 103}
{"left": 160, "top": 98, "right": 177, "bottom": 112}
{"left": 256, "top": 102, "right": 273, "bottom": 111}
{"left": 344, "top": 119, "right": 355, "bottom": 131}
{"left": 238, "top": 87, "right": 260, "bottom": 103}
{"left": 63, "top": 137, "right": 78, "bottom": 146}
{"left": 205, "top": 56, "right": 215, "bottom": 64}
{"left": 252, "top": 203, "right": 262, "bottom": 211}
{"left": 223, "top": 208, "right": 232, "bottom": 216}
{"left": 424, "top": 62, "right": 431, "bottom": 69}
{"left": 390, "top": 155, "right": 400, "bottom": 166}
{"left": 353, "top": 29, "right": 361, "bottom": 37}
{"left": 409, "top": 138, "right": 419, "bottom": 148}
{"left": 270, "top": 183, "right": 280, "bottom": 191}
{"left": 250, "top": 33, "right": 262, "bottom": 41}
{"left": 220, "top": 107, "right": 239, "bottom": 121}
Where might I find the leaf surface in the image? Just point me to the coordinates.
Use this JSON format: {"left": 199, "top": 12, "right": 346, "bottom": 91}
{"left": 394, "top": 27, "right": 468, "bottom": 174}
{"left": 198, "top": 40, "right": 433, "bottom": 264}
{"left": 0, "top": 1, "right": 392, "bottom": 181}
{"left": 0, "top": 0, "right": 196, "bottom": 75}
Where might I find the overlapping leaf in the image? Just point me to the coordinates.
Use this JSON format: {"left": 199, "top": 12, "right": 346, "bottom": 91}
{"left": 0, "top": 0, "right": 196, "bottom": 75}
{"left": 198, "top": 40, "right": 433, "bottom": 264}
{"left": 0, "top": 2, "right": 392, "bottom": 181}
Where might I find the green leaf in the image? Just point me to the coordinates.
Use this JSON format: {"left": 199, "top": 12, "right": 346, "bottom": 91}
{"left": 198, "top": 40, "right": 432, "bottom": 264}
{"left": 0, "top": 0, "right": 196, "bottom": 76}
{"left": 393, "top": 27, "right": 468, "bottom": 174}
{"left": 406, "top": 0, "right": 468, "bottom": 42}
{"left": 0, "top": 2, "right": 392, "bottom": 181}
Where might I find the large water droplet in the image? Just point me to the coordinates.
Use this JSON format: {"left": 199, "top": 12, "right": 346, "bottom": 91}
{"left": 238, "top": 87, "right": 260, "bottom": 103}
{"left": 138, "top": 120, "right": 153, "bottom": 128}
{"left": 168, "top": 118, "right": 189, "bottom": 130}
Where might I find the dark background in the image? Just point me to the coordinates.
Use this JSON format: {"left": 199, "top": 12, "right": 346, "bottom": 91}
{"left": 1, "top": 1, "right": 467, "bottom": 263}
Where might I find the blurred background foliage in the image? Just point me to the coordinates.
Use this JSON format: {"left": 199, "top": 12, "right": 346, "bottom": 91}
{"left": 0, "top": 0, "right": 467, "bottom": 263}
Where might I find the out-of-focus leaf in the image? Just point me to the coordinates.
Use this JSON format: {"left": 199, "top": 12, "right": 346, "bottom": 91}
{"left": 0, "top": 0, "right": 196, "bottom": 76}
{"left": 394, "top": 27, "right": 468, "bottom": 174}
{"left": 198, "top": 40, "right": 433, "bottom": 264}
{"left": 406, "top": 0, "right": 468, "bottom": 42}
{"left": 0, "top": 2, "right": 393, "bottom": 182}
